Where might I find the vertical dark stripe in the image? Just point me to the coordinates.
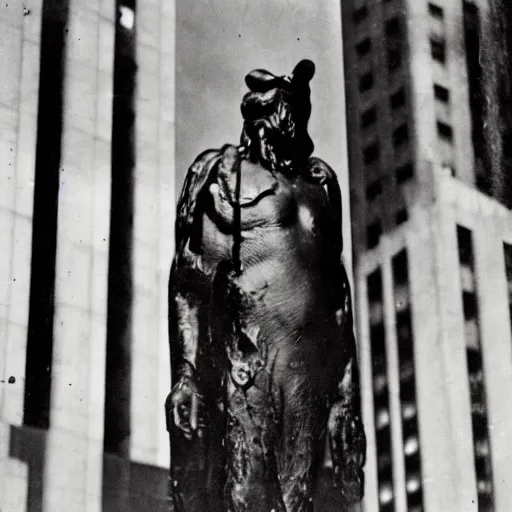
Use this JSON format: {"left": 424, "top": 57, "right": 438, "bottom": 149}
{"left": 367, "top": 268, "right": 395, "bottom": 512}
{"left": 391, "top": 249, "right": 424, "bottom": 510}
{"left": 103, "top": 0, "right": 137, "bottom": 458}
{"left": 24, "top": 0, "right": 70, "bottom": 430}
{"left": 504, "top": 243, "right": 512, "bottom": 335}
{"left": 457, "top": 225, "right": 495, "bottom": 512}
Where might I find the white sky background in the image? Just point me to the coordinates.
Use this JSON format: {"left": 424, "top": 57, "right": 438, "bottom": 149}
{"left": 175, "top": 0, "right": 353, "bottom": 271}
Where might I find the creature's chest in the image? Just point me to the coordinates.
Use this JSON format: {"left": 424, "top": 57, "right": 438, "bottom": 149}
{"left": 201, "top": 174, "right": 329, "bottom": 266}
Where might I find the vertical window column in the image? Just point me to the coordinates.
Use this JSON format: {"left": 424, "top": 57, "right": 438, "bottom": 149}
{"left": 367, "top": 269, "right": 395, "bottom": 511}
{"left": 392, "top": 250, "right": 424, "bottom": 511}
{"left": 24, "top": 0, "right": 70, "bottom": 430}
{"left": 103, "top": 0, "right": 137, "bottom": 457}
{"left": 385, "top": 16, "right": 403, "bottom": 73}
{"left": 457, "top": 226, "right": 494, "bottom": 511}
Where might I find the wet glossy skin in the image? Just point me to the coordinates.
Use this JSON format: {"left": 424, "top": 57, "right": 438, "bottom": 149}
{"left": 197, "top": 159, "right": 346, "bottom": 511}
{"left": 168, "top": 146, "right": 364, "bottom": 512}
{"left": 169, "top": 58, "right": 365, "bottom": 511}
{"left": 204, "top": 160, "right": 337, "bottom": 348}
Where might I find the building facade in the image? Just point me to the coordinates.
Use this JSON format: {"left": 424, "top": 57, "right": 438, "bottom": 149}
{"left": 342, "top": 1, "right": 512, "bottom": 511}
{"left": 0, "top": 0, "right": 176, "bottom": 510}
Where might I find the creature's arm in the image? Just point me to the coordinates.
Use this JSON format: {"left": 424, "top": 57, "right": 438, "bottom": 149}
{"left": 328, "top": 266, "right": 366, "bottom": 504}
{"left": 166, "top": 263, "right": 201, "bottom": 439}
{"left": 165, "top": 150, "right": 222, "bottom": 438}
{"left": 308, "top": 157, "right": 366, "bottom": 503}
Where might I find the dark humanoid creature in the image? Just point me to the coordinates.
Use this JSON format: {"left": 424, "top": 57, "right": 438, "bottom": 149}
{"left": 165, "top": 60, "right": 366, "bottom": 512}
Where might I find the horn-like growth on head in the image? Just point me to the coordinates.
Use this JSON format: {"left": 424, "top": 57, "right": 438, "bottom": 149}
{"left": 240, "top": 60, "right": 316, "bottom": 173}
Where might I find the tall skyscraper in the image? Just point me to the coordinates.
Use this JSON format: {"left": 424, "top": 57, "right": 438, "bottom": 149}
{"left": 342, "top": 1, "right": 512, "bottom": 511}
{"left": 0, "top": 1, "right": 176, "bottom": 510}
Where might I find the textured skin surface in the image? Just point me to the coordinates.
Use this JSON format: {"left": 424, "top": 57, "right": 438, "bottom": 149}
{"left": 166, "top": 144, "right": 365, "bottom": 511}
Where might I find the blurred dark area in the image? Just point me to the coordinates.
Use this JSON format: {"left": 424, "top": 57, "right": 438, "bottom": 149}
{"left": 475, "top": 0, "right": 512, "bottom": 207}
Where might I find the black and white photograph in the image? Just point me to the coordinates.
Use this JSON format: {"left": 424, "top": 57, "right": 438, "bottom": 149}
{"left": 1, "top": 1, "right": 511, "bottom": 511}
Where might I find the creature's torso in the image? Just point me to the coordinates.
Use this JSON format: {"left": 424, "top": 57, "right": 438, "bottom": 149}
{"left": 191, "top": 154, "right": 340, "bottom": 390}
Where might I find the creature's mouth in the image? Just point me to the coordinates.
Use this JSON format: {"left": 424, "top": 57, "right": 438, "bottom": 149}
{"left": 209, "top": 165, "right": 279, "bottom": 230}
{"left": 212, "top": 162, "right": 278, "bottom": 209}
{"left": 210, "top": 183, "right": 275, "bottom": 209}
{"left": 235, "top": 185, "right": 277, "bottom": 208}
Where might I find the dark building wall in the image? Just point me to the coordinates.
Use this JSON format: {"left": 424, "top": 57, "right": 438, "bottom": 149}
{"left": 478, "top": 0, "right": 512, "bottom": 207}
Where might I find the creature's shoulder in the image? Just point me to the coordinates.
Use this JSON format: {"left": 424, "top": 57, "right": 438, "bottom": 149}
{"left": 305, "top": 156, "right": 338, "bottom": 185}
{"left": 304, "top": 156, "right": 343, "bottom": 254}
{"left": 175, "top": 144, "right": 239, "bottom": 250}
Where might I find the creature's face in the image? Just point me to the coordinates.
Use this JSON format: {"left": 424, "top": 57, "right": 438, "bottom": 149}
{"left": 239, "top": 60, "right": 315, "bottom": 172}
{"left": 206, "top": 60, "right": 317, "bottom": 231}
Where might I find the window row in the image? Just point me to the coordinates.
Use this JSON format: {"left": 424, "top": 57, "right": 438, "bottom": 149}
{"left": 392, "top": 250, "right": 424, "bottom": 511}
{"left": 367, "top": 269, "right": 396, "bottom": 512}
{"left": 355, "top": 14, "right": 404, "bottom": 92}
{"left": 367, "top": 253, "right": 424, "bottom": 511}
{"left": 457, "top": 226, "right": 495, "bottom": 510}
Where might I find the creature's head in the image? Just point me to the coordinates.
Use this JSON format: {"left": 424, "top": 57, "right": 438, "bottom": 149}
{"left": 240, "top": 59, "right": 316, "bottom": 173}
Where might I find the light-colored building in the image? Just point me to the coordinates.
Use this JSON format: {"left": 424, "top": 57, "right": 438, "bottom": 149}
{"left": 0, "top": 0, "right": 176, "bottom": 510}
{"left": 0, "top": 0, "right": 354, "bottom": 511}
{"left": 342, "top": 1, "right": 512, "bottom": 511}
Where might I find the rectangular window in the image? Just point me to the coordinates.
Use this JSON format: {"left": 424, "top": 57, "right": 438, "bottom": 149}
{"left": 390, "top": 87, "right": 406, "bottom": 109}
{"left": 361, "top": 105, "right": 377, "bottom": 129}
{"left": 431, "top": 37, "right": 446, "bottom": 63}
{"left": 385, "top": 14, "right": 402, "bottom": 73}
{"left": 393, "top": 123, "right": 409, "bottom": 147}
{"left": 434, "top": 83, "right": 450, "bottom": 103}
{"left": 364, "top": 141, "right": 380, "bottom": 165}
{"left": 457, "top": 226, "right": 495, "bottom": 511}
{"left": 366, "top": 179, "right": 382, "bottom": 200}
{"left": 387, "top": 48, "right": 402, "bottom": 72}
{"left": 353, "top": 5, "right": 369, "bottom": 24}
{"left": 396, "top": 162, "right": 414, "bottom": 184}
{"left": 385, "top": 17, "right": 401, "bottom": 38}
{"left": 356, "top": 37, "right": 372, "bottom": 56}
{"left": 428, "top": 2, "right": 444, "bottom": 19}
{"left": 367, "top": 269, "right": 395, "bottom": 511}
{"left": 437, "top": 120, "right": 453, "bottom": 141}
{"left": 359, "top": 71, "right": 374, "bottom": 92}
{"left": 367, "top": 220, "right": 382, "bottom": 249}
{"left": 392, "top": 250, "right": 424, "bottom": 511}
